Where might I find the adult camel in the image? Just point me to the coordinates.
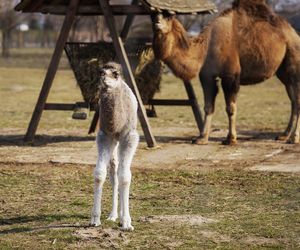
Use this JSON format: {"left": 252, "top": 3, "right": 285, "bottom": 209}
{"left": 152, "top": 0, "right": 300, "bottom": 145}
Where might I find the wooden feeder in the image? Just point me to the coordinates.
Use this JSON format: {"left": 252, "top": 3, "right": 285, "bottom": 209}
{"left": 15, "top": 0, "right": 216, "bottom": 148}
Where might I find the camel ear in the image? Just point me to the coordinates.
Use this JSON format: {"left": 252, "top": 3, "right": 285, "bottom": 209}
{"left": 162, "top": 11, "right": 174, "bottom": 19}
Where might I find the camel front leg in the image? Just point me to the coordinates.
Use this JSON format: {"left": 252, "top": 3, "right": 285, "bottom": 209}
{"left": 118, "top": 131, "right": 139, "bottom": 231}
{"left": 221, "top": 75, "right": 240, "bottom": 145}
{"left": 107, "top": 145, "right": 119, "bottom": 222}
{"left": 193, "top": 75, "right": 218, "bottom": 145}
{"left": 91, "top": 131, "right": 116, "bottom": 227}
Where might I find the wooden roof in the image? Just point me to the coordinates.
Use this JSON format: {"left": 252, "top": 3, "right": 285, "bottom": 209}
{"left": 15, "top": 0, "right": 216, "bottom": 15}
{"left": 143, "top": 0, "right": 216, "bottom": 14}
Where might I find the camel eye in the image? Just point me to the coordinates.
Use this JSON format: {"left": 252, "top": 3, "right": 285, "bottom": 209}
{"left": 112, "top": 71, "right": 119, "bottom": 78}
{"left": 100, "top": 70, "right": 105, "bottom": 77}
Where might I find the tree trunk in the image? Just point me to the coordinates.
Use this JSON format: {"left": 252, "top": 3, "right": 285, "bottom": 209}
{"left": 2, "top": 29, "right": 11, "bottom": 58}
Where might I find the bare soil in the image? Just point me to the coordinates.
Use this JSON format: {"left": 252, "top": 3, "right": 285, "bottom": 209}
{"left": 1, "top": 127, "right": 299, "bottom": 173}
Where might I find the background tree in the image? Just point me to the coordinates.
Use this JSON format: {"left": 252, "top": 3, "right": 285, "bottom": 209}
{"left": 0, "top": 0, "right": 28, "bottom": 57}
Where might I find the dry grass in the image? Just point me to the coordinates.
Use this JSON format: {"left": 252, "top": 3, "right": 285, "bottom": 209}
{"left": 0, "top": 163, "right": 299, "bottom": 249}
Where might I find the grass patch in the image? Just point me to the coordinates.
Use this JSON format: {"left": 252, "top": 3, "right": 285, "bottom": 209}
{"left": 0, "top": 163, "right": 299, "bottom": 249}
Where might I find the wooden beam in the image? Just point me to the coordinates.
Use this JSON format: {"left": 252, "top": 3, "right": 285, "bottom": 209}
{"left": 24, "top": 0, "right": 80, "bottom": 142}
{"left": 88, "top": 107, "right": 100, "bottom": 134}
{"left": 183, "top": 81, "right": 203, "bottom": 133}
{"left": 120, "top": 0, "right": 139, "bottom": 40}
{"left": 23, "top": 4, "right": 151, "bottom": 15}
{"left": 99, "top": 0, "right": 157, "bottom": 148}
{"left": 23, "top": 0, "right": 44, "bottom": 12}
{"left": 148, "top": 99, "right": 192, "bottom": 106}
{"left": 19, "top": 4, "right": 213, "bottom": 16}
{"left": 44, "top": 103, "right": 75, "bottom": 111}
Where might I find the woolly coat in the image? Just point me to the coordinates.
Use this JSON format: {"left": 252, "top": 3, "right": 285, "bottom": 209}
{"left": 99, "top": 80, "right": 138, "bottom": 139}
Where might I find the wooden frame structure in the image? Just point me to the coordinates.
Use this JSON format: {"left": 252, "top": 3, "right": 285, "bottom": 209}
{"left": 15, "top": 0, "right": 215, "bottom": 147}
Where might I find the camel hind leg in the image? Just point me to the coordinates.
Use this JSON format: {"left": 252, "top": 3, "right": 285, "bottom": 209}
{"left": 277, "top": 58, "right": 300, "bottom": 144}
{"left": 275, "top": 82, "right": 297, "bottom": 141}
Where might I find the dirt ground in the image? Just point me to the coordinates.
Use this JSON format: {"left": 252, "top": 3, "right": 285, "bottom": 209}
{"left": 1, "top": 126, "right": 299, "bottom": 173}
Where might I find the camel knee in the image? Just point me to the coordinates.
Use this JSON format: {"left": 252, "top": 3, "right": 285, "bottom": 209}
{"left": 124, "top": 131, "right": 139, "bottom": 148}
{"left": 204, "top": 105, "right": 215, "bottom": 115}
{"left": 94, "top": 168, "right": 107, "bottom": 185}
{"left": 226, "top": 103, "right": 236, "bottom": 116}
{"left": 118, "top": 170, "right": 132, "bottom": 187}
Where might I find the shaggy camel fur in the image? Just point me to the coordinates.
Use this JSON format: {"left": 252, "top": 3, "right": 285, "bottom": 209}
{"left": 152, "top": 0, "right": 300, "bottom": 145}
{"left": 90, "top": 62, "right": 139, "bottom": 231}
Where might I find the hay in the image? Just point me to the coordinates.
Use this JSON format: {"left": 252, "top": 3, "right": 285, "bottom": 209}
{"left": 134, "top": 47, "right": 163, "bottom": 104}
{"left": 64, "top": 42, "right": 163, "bottom": 107}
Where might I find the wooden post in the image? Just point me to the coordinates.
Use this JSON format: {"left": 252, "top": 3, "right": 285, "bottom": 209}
{"left": 24, "top": 0, "right": 80, "bottom": 142}
{"left": 99, "top": 0, "right": 157, "bottom": 148}
{"left": 88, "top": 107, "right": 99, "bottom": 134}
{"left": 88, "top": 0, "right": 137, "bottom": 135}
{"left": 120, "top": 0, "right": 138, "bottom": 40}
{"left": 183, "top": 81, "right": 203, "bottom": 133}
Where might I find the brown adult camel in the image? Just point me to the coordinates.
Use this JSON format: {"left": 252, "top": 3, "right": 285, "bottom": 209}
{"left": 152, "top": 0, "right": 300, "bottom": 145}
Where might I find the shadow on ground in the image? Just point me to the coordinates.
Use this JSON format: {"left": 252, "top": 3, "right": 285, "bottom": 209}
{"left": 0, "top": 130, "right": 283, "bottom": 147}
{"left": 0, "top": 134, "right": 95, "bottom": 147}
{"left": 0, "top": 214, "right": 89, "bottom": 235}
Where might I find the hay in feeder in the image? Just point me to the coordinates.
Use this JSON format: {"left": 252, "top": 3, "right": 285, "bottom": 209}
{"left": 134, "top": 47, "right": 163, "bottom": 104}
{"left": 64, "top": 42, "right": 163, "bottom": 107}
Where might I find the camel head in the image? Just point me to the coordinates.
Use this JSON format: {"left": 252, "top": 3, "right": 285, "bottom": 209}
{"left": 152, "top": 13, "right": 189, "bottom": 50}
{"left": 99, "top": 62, "right": 122, "bottom": 89}
{"left": 152, "top": 13, "right": 175, "bottom": 34}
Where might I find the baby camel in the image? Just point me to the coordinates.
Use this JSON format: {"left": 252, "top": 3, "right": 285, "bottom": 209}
{"left": 90, "top": 62, "right": 139, "bottom": 231}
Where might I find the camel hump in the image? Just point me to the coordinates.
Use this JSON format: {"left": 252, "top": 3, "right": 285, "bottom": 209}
{"left": 232, "top": 0, "right": 268, "bottom": 8}
{"left": 232, "top": 0, "right": 281, "bottom": 26}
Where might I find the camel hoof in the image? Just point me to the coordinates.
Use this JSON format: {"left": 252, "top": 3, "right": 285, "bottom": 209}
{"left": 286, "top": 137, "right": 300, "bottom": 144}
{"left": 192, "top": 137, "right": 208, "bottom": 145}
{"left": 90, "top": 214, "right": 101, "bottom": 227}
{"left": 120, "top": 217, "right": 134, "bottom": 231}
{"left": 275, "top": 134, "right": 289, "bottom": 141}
{"left": 222, "top": 138, "right": 237, "bottom": 146}
{"left": 107, "top": 213, "right": 118, "bottom": 222}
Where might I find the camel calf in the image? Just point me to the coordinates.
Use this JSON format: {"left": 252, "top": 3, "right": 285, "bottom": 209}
{"left": 90, "top": 62, "right": 139, "bottom": 231}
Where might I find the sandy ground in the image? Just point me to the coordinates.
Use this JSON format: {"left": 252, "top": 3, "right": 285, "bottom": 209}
{"left": 0, "top": 127, "right": 299, "bottom": 173}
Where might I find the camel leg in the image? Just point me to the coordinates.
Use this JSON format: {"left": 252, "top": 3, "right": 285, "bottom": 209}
{"left": 91, "top": 131, "right": 117, "bottom": 227}
{"left": 287, "top": 87, "right": 300, "bottom": 144}
{"left": 277, "top": 64, "right": 300, "bottom": 144}
{"left": 193, "top": 75, "right": 218, "bottom": 145}
{"left": 276, "top": 83, "right": 296, "bottom": 141}
{"left": 288, "top": 83, "right": 300, "bottom": 144}
{"left": 221, "top": 75, "right": 240, "bottom": 145}
{"left": 118, "top": 130, "right": 139, "bottom": 231}
{"left": 107, "top": 144, "right": 119, "bottom": 222}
